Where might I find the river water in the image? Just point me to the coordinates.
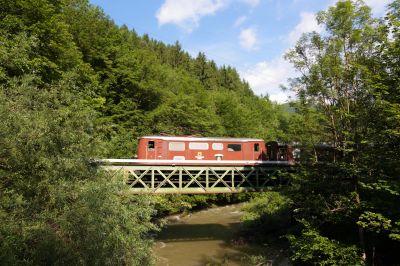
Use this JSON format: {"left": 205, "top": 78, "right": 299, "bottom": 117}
{"left": 153, "top": 204, "right": 290, "bottom": 266}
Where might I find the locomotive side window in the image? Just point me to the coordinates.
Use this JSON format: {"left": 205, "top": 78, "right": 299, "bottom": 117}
{"left": 254, "top": 143, "right": 259, "bottom": 152}
{"left": 148, "top": 141, "right": 155, "bottom": 150}
{"left": 212, "top": 143, "right": 223, "bottom": 150}
{"left": 189, "top": 142, "right": 209, "bottom": 150}
{"left": 227, "top": 144, "right": 241, "bottom": 152}
{"left": 169, "top": 142, "right": 185, "bottom": 151}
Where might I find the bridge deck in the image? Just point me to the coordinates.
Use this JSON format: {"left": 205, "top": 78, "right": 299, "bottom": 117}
{"left": 101, "top": 161, "right": 293, "bottom": 194}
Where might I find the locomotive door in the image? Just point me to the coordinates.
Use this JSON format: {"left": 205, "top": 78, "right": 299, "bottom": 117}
{"left": 243, "top": 142, "right": 262, "bottom": 160}
{"left": 253, "top": 142, "right": 262, "bottom": 160}
{"left": 266, "top": 141, "right": 278, "bottom": 160}
{"left": 146, "top": 140, "right": 164, "bottom": 159}
{"left": 146, "top": 140, "right": 156, "bottom": 159}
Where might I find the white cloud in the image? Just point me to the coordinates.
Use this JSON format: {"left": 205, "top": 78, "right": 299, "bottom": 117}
{"left": 239, "top": 27, "right": 258, "bottom": 50}
{"left": 364, "top": 0, "right": 391, "bottom": 15}
{"left": 240, "top": 0, "right": 260, "bottom": 8}
{"left": 156, "top": 0, "right": 227, "bottom": 31}
{"left": 234, "top": 15, "right": 247, "bottom": 27}
{"left": 288, "top": 12, "right": 323, "bottom": 45}
{"left": 240, "top": 56, "right": 297, "bottom": 103}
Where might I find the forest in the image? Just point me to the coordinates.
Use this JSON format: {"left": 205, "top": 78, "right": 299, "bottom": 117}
{"left": 0, "top": 0, "right": 399, "bottom": 265}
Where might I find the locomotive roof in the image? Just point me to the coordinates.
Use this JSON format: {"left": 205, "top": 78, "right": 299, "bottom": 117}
{"left": 140, "top": 136, "right": 264, "bottom": 142}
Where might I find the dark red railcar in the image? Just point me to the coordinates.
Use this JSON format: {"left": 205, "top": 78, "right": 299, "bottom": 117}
{"left": 266, "top": 141, "right": 294, "bottom": 162}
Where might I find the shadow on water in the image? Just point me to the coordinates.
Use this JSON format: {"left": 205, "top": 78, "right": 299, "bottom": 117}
{"left": 157, "top": 223, "right": 241, "bottom": 242}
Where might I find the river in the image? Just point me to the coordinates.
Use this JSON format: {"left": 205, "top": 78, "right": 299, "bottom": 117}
{"left": 153, "top": 204, "right": 290, "bottom": 266}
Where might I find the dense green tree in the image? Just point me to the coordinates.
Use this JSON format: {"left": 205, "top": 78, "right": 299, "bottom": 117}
{"left": 0, "top": 77, "right": 157, "bottom": 265}
{"left": 283, "top": 0, "right": 400, "bottom": 264}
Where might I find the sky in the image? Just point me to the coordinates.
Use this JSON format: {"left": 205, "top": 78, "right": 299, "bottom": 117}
{"left": 88, "top": 0, "right": 392, "bottom": 103}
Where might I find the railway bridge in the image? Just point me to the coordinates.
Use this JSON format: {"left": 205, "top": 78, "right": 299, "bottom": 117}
{"left": 100, "top": 159, "right": 294, "bottom": 194}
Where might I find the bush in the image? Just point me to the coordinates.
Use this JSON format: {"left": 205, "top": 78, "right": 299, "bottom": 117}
{"left": 287, "top": 221, "right": 363, "bottom": 266}
{"left": 0, "top": 78, "right": 157, "bottom": 265}
{"left": 241, "top": 192, "right": 293, "bottom": 232}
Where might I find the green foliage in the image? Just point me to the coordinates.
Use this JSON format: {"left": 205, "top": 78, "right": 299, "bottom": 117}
{"left": 281, "top": 0, "right": 400, "bottom": 264}
{"left": 0, "top": 79, "right": 157, "bottom": 265}
{"left": 389, "top": 221, "right": 400, "bottom": 242}
{"left": 241, "top": 192, "right": 293, "bottom": 232}
{"left": 152, "top": 193, "right": 254, "bottom": 215}
{"left": 149, "top": 92, "right": 224, "bottom": 136}
{"left": 1, "top": 175, "right": 157, "bottom": 266}
{"left": 285, "top": 0, "right": 380, "bottom": 150}
{"left": 357, "top": 211, "right": 392, "bottom": 234}
{"left": 58, "top": 176, "right": 157, "bottom": 266}
{"left": 287, "top": 221, "right": 363, "bottom": 266}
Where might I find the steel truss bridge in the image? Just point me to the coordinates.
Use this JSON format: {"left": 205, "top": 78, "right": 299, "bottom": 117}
{"left": 100, "top": 159, "right": 294, "bottom": 194}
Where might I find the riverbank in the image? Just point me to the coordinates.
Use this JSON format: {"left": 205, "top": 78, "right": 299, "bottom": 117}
{"left": 153, "top": 204, "right": 290, "bottom": 266}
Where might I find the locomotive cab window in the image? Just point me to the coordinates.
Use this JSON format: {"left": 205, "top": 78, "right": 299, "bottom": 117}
{"left": 227, "top": 144, "right": 241, "bottom": 152}
{"left": 147, "top": 141, "right": 155, "bottom": 150}
{"left": 254, "top": 143, "right": 259, "bottom": 152}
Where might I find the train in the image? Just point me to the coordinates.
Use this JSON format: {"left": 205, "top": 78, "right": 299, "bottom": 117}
{"left": 99, "top": 136, "right": 338, "bottom": 193}
{"left": 119, "top": 135, "right": 295, "bottom": 166}
{"left": 101, "top": 135, "right": 337, "bottom": 167}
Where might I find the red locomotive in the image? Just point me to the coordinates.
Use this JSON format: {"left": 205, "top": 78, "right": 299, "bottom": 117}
{"left": 115, "top": 135, "right": 294, "bottom": 166}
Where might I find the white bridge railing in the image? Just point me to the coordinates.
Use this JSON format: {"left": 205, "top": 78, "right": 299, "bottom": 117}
{"left": 100, "top": 161, "right": 294, "bottom": 194}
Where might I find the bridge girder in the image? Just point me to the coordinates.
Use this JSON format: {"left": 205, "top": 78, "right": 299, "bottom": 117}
{"left": 103, "top": 165, "right": 292, "bottom": 194}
